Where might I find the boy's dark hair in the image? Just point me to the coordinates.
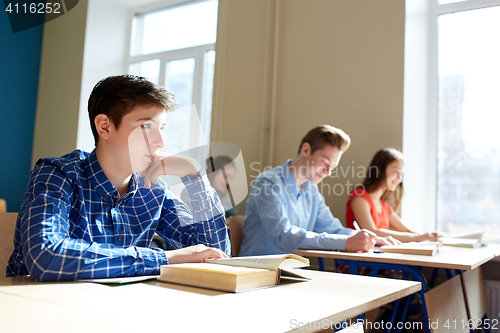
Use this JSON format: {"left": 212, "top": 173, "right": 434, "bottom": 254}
{"left": 206, "top": 155, "right": 236, "bottom": 174}
{"left": 298, "top": 125, "right": 351, "bottom": 155}
{"left": 88, "top": 75, "right": 176, "bottom": 146}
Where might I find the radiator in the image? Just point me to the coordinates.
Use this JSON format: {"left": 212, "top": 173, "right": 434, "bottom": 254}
{"left": 485, "top": 279, "right": 500, "bottom": 332}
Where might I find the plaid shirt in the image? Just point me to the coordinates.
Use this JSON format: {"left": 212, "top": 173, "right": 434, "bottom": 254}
{"left": 6, "top": 150, "right": 229, "bottom": 281}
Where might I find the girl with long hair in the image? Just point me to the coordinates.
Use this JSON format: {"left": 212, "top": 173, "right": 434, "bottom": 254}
{"left": 346, "top": 148, "right": 439, "bottom": 242}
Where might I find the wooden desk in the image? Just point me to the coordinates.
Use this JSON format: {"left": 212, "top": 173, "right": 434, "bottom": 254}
{"left": 294, "top": 244, "right": 500, "bottom": 271}
{"left": 0, "top": 269, "right": 420, "bottom": 333}
{"left": 294, "top": 245, "right": 500, "bottom": 332}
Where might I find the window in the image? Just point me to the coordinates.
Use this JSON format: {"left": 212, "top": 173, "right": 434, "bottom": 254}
{"left": 128, "top": 0, "right": 218, "bottom": 155}
{"left": 434, "top": 1, "right": 500, "bottom": 234}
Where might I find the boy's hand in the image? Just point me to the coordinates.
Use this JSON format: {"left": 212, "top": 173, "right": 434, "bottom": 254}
{"left": 345, "top": 230, "right": 376, "bottom": 252}
{"left": 140, "top": 153, "right": 202, "bottom": 188}
{"left": 165, "top": 244, "right": 229, "bottom": 264}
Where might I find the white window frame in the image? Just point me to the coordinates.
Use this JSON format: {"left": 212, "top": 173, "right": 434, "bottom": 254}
{"left": 402, "top": 0, "right": 500, "bottom": 232}
{"left": 126, "top": 0, "right": 217, "bottom": 148}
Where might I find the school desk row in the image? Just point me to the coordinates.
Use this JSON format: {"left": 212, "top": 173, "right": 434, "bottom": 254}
{"left": 2, "top": 238, "right": 498, "bottom": 332}
{"left": 295, "top": 243, "right": 500, "bottom": 333}
{"left": 0, "top": 269, "right": 419, "bottom": 333}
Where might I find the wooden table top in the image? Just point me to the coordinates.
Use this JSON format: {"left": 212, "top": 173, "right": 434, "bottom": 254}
{"left": 294, "top": 244, "right": 500, "bottom": 271}
{"left": 0, "top": 269, "right": 420, "bottom": 333}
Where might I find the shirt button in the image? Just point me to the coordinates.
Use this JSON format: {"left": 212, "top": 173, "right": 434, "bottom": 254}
{"left": 117, "top": 234, "right": 122, "bottom": 241}
{"left": 103, "top": 194, "right": 107, "bottom": 200}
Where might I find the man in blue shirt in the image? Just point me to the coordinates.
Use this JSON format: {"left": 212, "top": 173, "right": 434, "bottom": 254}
{"left": 239, "top": 125, "right": 394, "bottom": 256}
{"left": 7, "top": 75, "right": 229, "bottom": 281}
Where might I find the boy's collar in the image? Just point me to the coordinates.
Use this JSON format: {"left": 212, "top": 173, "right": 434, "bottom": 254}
{"left": 83, "top": 150, "right": 138, "bottom": 203}
{"left": 282, "top": 160, "right": 305, "bottom": 198}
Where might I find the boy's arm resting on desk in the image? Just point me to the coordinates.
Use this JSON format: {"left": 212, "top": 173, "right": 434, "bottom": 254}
{"left": 253, "top": 181, "right": 351, "bottom": 252}
{"left": 17, "top": 185, "right": 167, "bottom": 282}
{"left": 157, "top": 173, "right": 230, "bottom": 255}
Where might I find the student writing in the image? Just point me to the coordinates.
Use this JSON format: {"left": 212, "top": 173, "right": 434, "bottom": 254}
{"left": 239, "top": 125, "right": 396, "bottom": 256}
{"left": 346, "top": 148, "right": 439, "bottom": 242}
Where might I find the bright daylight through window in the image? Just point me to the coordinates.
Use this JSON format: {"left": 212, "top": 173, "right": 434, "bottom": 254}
{"left": 128, "top": 0, "right": 218, "bottom": 155}
{"left": 436, "top": 3, "right": 500, "bottom": 234}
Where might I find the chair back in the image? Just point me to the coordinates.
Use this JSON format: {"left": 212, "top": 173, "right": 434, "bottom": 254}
{"left": 228, "top": 215, "right": 244, "bottom": 257}
{"left": 0, "top": 199, "right": 6, "bottom": 213}
{"left": 0, "top": 213, "right": 18, "bottom": 271}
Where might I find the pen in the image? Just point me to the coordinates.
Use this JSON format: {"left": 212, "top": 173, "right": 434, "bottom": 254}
{"left": 353, "top": 221, "right": 361, "bottom": 231}
{"left": 353, "top": 221, "right": 377, "bottom": 237}
{"left": 354, "top": 221, "right": 382, "bottom": 253}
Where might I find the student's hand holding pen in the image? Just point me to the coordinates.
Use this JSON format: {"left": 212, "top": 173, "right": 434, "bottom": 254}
{"left": 345, "top": 222, "right": 377, "bottom": 252}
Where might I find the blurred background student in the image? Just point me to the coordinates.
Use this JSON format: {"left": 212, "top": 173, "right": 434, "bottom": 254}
{"left": 346, "top": 148, "right": 440, "bottom": 243}
{"left": 182, "top": 155, "right": 241, "bottom": 219}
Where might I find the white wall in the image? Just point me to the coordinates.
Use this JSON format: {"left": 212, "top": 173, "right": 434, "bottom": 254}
{"left": 401, "top": 0, "right": 435, "bottom": 231}
{"left": 77, "top": 0, "right": 130, "bottom": 153}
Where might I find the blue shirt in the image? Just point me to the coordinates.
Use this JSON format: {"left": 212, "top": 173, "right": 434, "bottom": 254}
{"left": 6, "top": 150, "right": 229, "bottom": 281}
{"left": 239, "top": 160, "right": 354, "bottom": 256}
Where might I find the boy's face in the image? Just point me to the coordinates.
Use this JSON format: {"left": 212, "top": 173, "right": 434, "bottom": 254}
{"left": 109, "top": 104, "right": 167, "bottom": 174}
{"left": 303, "top": 144, "right": 343, "bottom": 184}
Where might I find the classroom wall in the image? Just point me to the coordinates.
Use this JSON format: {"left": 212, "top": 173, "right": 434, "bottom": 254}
{"left": 212, "top": 0, "right": 405, "bottom": 222}
{"left": 0, "top": 11, "right": 43, "bottom": 212}
{"left": 31, "top": 0, "right": 89, "bottom": 165}
{"left": 31, "top": 0, "right": 131, "bottom": 162}
{"left": 77, "top": 0, "right": 129, "bottom": 153}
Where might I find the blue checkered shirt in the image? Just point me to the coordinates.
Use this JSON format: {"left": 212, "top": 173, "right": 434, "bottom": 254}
{"left": 6, "top": 150, "right": 230, "bottom": 281}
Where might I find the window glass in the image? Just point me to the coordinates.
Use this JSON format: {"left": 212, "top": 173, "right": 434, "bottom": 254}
{"left": 165, "top": 58, "right": 195, "bottom": 109}
{"left": 128, "top": 1, "right": 218, "bottom": 196}
{"left": 139, "top": 0, "right": 218, "bottom": 55}
{"left": 438, "top": 0, "right": 467, "bottom": 4}
{"left": 201, "top": 50, "right": 216, "bottom": 142}
{"left": 163, "top": 58, "right": 195, "bottom": 154}
{"left": 128, "top": 59, "right": 160, "bottom": 84}
{"left": 436, "top": 6, "right": 500, "bottom": 234}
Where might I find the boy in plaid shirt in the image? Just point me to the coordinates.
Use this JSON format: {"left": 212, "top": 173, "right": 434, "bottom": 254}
{"left": 7, "top": 75, "right": 229, "bottom": 281}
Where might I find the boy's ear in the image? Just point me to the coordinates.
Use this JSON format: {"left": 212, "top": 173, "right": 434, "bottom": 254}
{"left": 300, "top": 142, "right": 311, "bottom": 157}
{"left": 94, "top": 114, "right": 111, "bottom": 141}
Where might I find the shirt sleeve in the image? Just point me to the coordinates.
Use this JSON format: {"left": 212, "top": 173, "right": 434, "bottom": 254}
{"left": 156, "top": 172, "right": 230, "bottom": 255}
{"left": 19, "top": 166, "right": 168, "bottom": 282}
{"left": 313, "top": 193, "right": 356, "bottom": 238}
{"left": 253, "top": 179, "right": 354, "bottom": 252}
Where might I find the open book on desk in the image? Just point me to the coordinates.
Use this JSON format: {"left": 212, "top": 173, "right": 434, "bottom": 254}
{"left": 439, "top": 230, "right": 486, "bottom": 248}
{"left": 159, "top": 254, "right": 310, "bottom": 293}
